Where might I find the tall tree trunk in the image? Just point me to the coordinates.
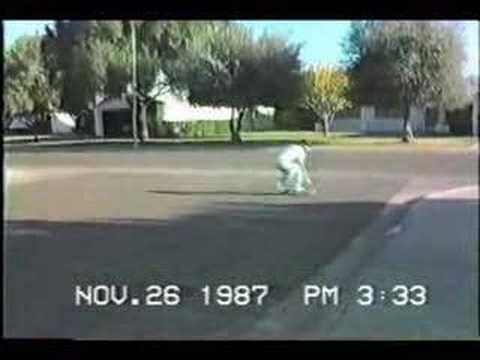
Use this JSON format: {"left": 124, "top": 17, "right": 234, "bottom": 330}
{"left": 229, "top": 107, "right": 237, "bottom": 143}
{"left": 249, "top": 108, "right": 256, "bottom": 131}
{"left": 131, "top": 21, "right": 139, "bottom": 147}
{"left": 235, "top": 109, "right": 245, "bottom": 143}
{"left": 321, "top": 114, "right": 330, "bottom": 137}
{"left": 33, "top": 114, "right": 40, "bottom": 142}
{"left": 33, "top": 126, "right": 39, "bottom": 142}
{"left": 402, "top": 103, "right": 414, "bottom": 143}
{"left": 139, "top": 103, "right": 149, "bottom": 142}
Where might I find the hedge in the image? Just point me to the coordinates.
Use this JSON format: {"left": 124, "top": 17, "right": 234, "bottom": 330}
{"left": 446, "top": 104, "right": 474, "bottom": 135}
{"left": 274, "top": 107, "right": 315, "bottom": 131}
{"left": 164, "top": 120, "right": 231, "bottom": 138}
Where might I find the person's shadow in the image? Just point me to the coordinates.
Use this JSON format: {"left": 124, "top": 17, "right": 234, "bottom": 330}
{"left": 147, "top": 190, "right": 282, "bottom": 196}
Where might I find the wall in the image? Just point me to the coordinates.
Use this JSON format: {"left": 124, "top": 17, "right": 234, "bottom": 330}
{"left": 364, "top": 117, "right": 404, "bottom": 133}
{"left": 312, "top": 105, "right": 428, "bottom": 135}
{"left": 160, "top": 93, "right": 234, "bottom": 122}
{"left": 331, "top": 117, "right": 362, "bottom": 132}
{"left": 50, "top": 112, "right": 75, "bottom": 134}
{"left": 364, "top": 107, "right": 424, "bottom": 134}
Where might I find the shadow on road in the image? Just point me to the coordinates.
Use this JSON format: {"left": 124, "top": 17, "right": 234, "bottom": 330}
{"left": 147, "top": 190, "right": 282, "bottom": 196}
{"left": 5, "top": 200, "right": 389, "bottom": 339}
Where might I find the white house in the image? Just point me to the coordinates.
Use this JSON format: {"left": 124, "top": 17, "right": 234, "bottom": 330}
{"left": 92, "top": 69, "right": 276, "bottom": 137}
{"left": 50, "top": 112, "right": 76, "bottom": 133}
{"left": 6, "top": 112, "right": 76, "bottom": 134}
{"left": 93, "top": 90, "right": 275, "bottom": 137}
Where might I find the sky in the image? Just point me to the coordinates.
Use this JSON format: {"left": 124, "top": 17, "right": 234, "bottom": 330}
{"left": 3, "top": 20, "right": 479, "bottom": 77}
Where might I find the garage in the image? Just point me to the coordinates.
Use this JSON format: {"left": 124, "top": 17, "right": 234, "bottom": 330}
{"left": 103, "top": 109, "right": 133, "bottom": 138}
{"left": 94, "top": 97, "right": 134, "bottom": 138}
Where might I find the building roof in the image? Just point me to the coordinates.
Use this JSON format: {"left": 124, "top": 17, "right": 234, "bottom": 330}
{"left": 96, "top": 97, "right": 131, "bottom": 111}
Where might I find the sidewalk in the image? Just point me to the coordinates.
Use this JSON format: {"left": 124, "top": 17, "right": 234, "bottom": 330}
{"left": 3, "top": 135, "right": 136, "bottom": 145}
{"left": 300, "top": 185, "right": 479, "bottom": 339}
{"left": 2, "top": 136, "right": 226, "bottom": 148}
{"left": 3, "top": 134, "right": 84, "bottom": 144}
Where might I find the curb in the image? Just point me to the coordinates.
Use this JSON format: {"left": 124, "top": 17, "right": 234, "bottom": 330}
{"left": 423, "top": 185, "right": 478, "bottom": 200}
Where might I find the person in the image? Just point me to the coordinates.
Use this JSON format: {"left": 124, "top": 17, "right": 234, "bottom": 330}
{"left": 276, "top": 140, "right": 315, "bottom": 195}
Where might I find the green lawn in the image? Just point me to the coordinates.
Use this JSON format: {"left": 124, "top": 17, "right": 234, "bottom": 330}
{"left": 4, "top": 131, "right": 476, "bottom": 151}
{"left": 184, "top": 131, "right": 476, "bottom": 147}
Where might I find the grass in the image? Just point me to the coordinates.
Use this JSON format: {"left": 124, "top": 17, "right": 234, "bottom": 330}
{"left": 244, "top": 131, "right": 398, "bottom": 145}
{"left": 4, "top": 131, "right": 476, "bottom": 151}
{"left": 181, "top": 131, "right": 476, "bottom": 148}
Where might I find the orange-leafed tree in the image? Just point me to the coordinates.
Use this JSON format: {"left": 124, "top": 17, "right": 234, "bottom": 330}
{"left": 302, "top": 65, "right": 351, "bottom": 137}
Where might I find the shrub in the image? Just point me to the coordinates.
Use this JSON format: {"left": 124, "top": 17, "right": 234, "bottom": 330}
{"left": 446, "top": 104, "right": 473, "bottom": 135}
{"left": 161, "top": 120, "right": 231, "bottom": 138}
{"left": 274, "top": 107, "right": 315, "bottom": 130}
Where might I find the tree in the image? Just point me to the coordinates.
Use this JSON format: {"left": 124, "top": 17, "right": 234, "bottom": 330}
{"left": 237, "top": 33, "right": 303, "bottom": 119}
{"left": 174, "top": 22, "right": 253, "bottom": 143}
{"left": 43, "top": 20, "right": 196, "bottom": 141}
{"left": 41, "top": 21, "right": 98, "bottom": 115}
{"left": 127, "top": 21, "right": 196, "bottom": 141}
{"left": 41, "top": 21, "right": 302, "bottom": 143}
{"left": 175, "top": 22, "right": 303, "bottom": 143}
{"left": 4, "top": 35, "right": 60, "bottom": 141}
{"left": 301, "top": 65, "right": 351, "bottom": 136}
{"left": 343, "top": 21, "right": 468, "bottom": 142}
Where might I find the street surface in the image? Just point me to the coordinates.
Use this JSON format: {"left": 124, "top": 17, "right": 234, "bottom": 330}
{"left": 4, "top": 144, "right": 478, "bottom": 339}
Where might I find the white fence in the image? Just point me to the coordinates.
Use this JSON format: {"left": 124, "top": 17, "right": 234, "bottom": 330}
{"left": 330, "top": 117, "right": 362, "bottom": 132}
{"left": 364, "top": 117, "right": 404, "bottom": 133}
{"left": 318, "top": 106, "right": 426, "bottom": 134}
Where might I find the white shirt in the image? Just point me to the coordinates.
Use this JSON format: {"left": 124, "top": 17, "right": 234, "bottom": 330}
{"left": 277, "top": 145, "right": 307, "bottom": 167}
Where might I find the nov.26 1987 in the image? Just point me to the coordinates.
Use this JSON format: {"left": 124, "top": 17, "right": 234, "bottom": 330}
{"left": 74, "top": 284, "right": 271, "bottom": 307}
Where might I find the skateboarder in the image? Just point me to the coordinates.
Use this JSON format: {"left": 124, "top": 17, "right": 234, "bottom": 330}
{"left": 276, "top": 141, "right": 315, "bottom": 195}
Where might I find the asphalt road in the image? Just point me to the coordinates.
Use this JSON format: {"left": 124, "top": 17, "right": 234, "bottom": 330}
{"left": 4, "top": 145, "right": 477, "bottom": 339}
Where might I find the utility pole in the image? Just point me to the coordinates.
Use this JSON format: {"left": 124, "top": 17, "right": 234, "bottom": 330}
{"left": 131, "top": 20, "right": 139, "bottom": 147}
